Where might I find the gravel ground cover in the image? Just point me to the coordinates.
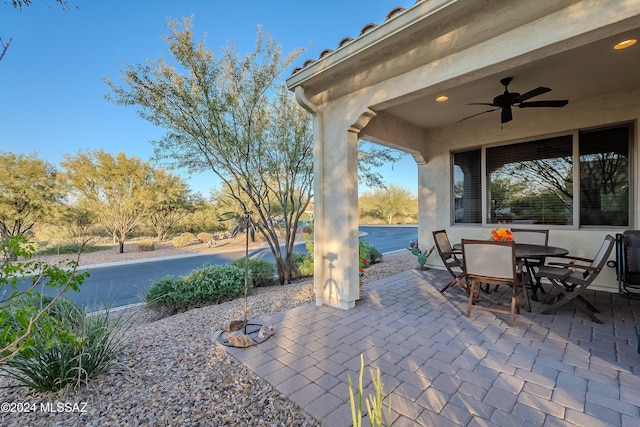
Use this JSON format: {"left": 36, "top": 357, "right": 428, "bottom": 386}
{"left": 1, "top": 243, "right": 418, "bottom": 426}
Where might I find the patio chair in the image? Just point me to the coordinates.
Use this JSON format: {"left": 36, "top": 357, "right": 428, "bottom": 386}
{"left": 461, "top": 239, "right": 526, "bottom": 327}
{"left": 510, "top": 228, "right": 549, "bottom": 300}
{"left": 534, "top": 235, "right": 615, "bottom": 323}
{"left": 432, "top": 229, "right": 468, "bottom": 294}
{"left": 616, "top": 231, "right": 640, "bottom": 298}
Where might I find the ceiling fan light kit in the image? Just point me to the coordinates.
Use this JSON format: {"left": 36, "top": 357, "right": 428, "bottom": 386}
{"left": 460, "top": 77, "right": 569, "bottom": 124}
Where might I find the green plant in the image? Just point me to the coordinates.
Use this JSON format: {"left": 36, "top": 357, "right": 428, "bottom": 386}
{"left": 145, "top": 264, "right": 248, "bottom": 315}
{"left": 359, "top": 239, "right": 383, "bottom": 265}
{"left": 288, "top": 235, "right": 314, "bottom": 279}
{"left": 348, "top": 353, "right": 392, "bottom": 427}
{"left": 1, "top": 236, "right": 88, "bottom": 365}
{"left": 137, "top": 239, "right": 155, "bottom": 251}
{"left": 292, "top": 252, "right": 313, "bottom": 278}
{"left": 407, "top": 241, "right": 434, "bottom": 267}
{"left": 1, "top": 304, "right": 129, "bottom": 392}
{"left": 172, "top": 232, "right": 195, "bottom": 248}
{"left": 231, "top": 258, "right": 275, "bottom": 287}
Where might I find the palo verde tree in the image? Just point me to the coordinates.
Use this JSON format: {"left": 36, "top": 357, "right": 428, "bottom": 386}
{"left": 106, "top": 18, "right": 312, "bottom": 284}
{"left": 60, "top": 150, "right": 154, "bottom": 254}
{"left": 147, "top": 169, "right": 193, "bottom": 241}
{"left": 0, "top": 152, "right": 61, "bottom": 246}
{"left": 359, "top": 184, "right": 417, "bottom": 224}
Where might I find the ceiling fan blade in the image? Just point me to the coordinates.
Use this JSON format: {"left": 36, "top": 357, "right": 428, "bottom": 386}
{"left": 501, "top": 105, "right": 513, "bottom": 123}
{"left": 518, "top": 100, "right": 569, "bottom": 108}
{"left": 512, "top": 87, "right": 551, "bottom": 103}
{"left": 467, "top": 102, "right": 497, "bottom": 107}
{"left": 457, "top": 108, "right": 499, "bottom": 123}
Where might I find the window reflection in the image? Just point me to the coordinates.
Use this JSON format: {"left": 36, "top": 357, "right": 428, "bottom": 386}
{"left": 579, "top": 126, "right": 629, "bottom": 226}
{"left": 451, "top": 123, "right": 631, "bottom": 227}
{"left": 487, "top": 136, "right": 573, "bottom": 225}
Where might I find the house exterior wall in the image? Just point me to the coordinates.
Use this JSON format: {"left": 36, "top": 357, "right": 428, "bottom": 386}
{"left": 288, "top": 0, "right": 640, "bottom": 307}
{"left": 418, "top": 85, "right": 640, "bottom": 292}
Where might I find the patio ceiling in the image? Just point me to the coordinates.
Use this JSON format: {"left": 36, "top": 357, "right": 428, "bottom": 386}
{"left": 287, "top": 1, "right": 640, "bottom": 131}
{"left": 382, "top": 30, "right": 640, "bottom": 129}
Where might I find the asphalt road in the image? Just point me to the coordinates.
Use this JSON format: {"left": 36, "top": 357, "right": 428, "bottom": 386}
{"left": 22, "top": 225, "right": 417, "bottom": 311}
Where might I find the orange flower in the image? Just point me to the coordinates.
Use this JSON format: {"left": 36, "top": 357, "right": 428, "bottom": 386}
{"left": 490, "top": 228, "right": 513, "bottom": 241}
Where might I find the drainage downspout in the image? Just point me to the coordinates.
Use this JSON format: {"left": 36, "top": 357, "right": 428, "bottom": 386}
{"left": 294, "top": 86, "right": 325, "bottom": 306}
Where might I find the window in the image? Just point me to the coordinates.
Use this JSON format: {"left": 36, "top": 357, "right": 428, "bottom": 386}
{"left": 452, "top": 123, "right": 631, "bottom": 227}
{"left": 579, "top": 126, "right": 630, "bottom": 226}
{"left": 453, "top": 149, "right": 481, "bottom": 224}
{"left": 487, "top": 135, "right": 573, "bottom": 225}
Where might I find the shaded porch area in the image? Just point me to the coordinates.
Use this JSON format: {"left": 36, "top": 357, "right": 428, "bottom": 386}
{"left": 221, "top": 269, "right": 640, "bottom": 427}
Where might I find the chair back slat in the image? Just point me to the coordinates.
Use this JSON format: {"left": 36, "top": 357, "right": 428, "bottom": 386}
{"left": 590, "top": 235, "right": 616, "bottom": 271}
{"left": 510, "top": 229, "right": 549, "bottom": 246}
{"left": 462, "top": 239, "right": 516, "bottom": 280}
{"left": 433, "top": 229, "right": 454, "bottom": 254}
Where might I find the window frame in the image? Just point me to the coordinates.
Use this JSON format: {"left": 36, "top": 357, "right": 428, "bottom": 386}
{"left": 450, "top": 122, "right": 633, "bottom": 229}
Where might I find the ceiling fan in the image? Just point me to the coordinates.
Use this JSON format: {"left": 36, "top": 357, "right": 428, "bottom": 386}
{"left": 459, "top": 77, "right": 569, "bottom": 124}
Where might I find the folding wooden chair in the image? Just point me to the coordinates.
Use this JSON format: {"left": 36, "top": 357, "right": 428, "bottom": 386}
{"left": 432, "top": 229, "right": 468, "bottom": 294}
{"left": 534, "top": 235, "right": 615, "bottom": 323}
{"left": 511, "top": 228, "right": 549, "bottom": 300}
{"left": 462, "top": 239, "right": 526, "bottom": 326}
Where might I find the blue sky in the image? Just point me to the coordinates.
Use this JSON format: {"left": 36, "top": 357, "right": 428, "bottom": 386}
{"left": 0, "top": 0, "right": 417, "bottom": 197}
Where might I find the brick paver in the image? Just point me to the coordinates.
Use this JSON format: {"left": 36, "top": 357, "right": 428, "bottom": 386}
{"left": 221, "top": 268, "right": 640, "bottom": 426}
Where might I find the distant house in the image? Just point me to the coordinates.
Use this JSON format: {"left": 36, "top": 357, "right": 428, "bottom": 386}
{"left": 286, "top": 0, "right": 640, "bottom": 309}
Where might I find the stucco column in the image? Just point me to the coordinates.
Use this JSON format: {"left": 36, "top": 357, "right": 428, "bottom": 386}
{"left": 313, "top": 109, "right": 375, "bottom": 309}
{"left": 417, "top": 158, "right": 436, "bottom": 260}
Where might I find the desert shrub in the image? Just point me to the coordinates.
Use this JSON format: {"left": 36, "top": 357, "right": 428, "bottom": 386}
{"left": 290, "top": 235, "right": 314, "bottom": 278}
{"left": 137, "top": 239, "right": 155, "bottom": 251}
{"left": 231, "top": 258, "right": 276, "bottom": 287}
{"left": 36, "top": 243, "right": 109, "bottom": 256}
{"left": 172, "top": 232, "right": 195, "bottom": 248}
{"left": 1, "top": 296, "right": 83, "bottom": 351}
{"left": 1, "top": 303, "right": 129, "bottom": 392}
{"left": 292, "top": 252, "right": 313, "bottom": 278}
{"left": 197, "top": 232, "right": 212, "bottom": 243}
{"left": 359, "top": 239, "right": 383, "bottom": 265}
{"left": 145, "top": 264, "right": 248, "bottom": 315}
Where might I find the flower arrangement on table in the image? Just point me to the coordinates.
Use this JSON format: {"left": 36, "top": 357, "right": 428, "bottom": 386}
{"left": 490, "top": 228, "right": 514, "bottom": 241}
{"left": 407, "top": 241, "right": 435, "bottom": 269}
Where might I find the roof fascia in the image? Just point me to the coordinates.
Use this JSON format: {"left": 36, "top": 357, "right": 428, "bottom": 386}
{"left": 285, "top": 0, "right": 469, "bottom": 91}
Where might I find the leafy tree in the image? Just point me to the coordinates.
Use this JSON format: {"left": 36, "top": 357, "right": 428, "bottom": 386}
{"left": 179, "top": 195, "right": 225, "bottom": 234}
{"left": 53, "top": 204, "right": 98, "bottom": 248}
{"left": 0, "top": 152, "right": 61, "bottom": 247}
{"left": 147, "top": 169, "right": 193, "bottom": 241}
{"left": 359, "top": 184, "right": 417, "bottom": 224}
{"left": 358, "top": 141, "right": 406, "bottom": 189}
{"left": 60, "top": 150, "right": 154, "bottom": 254}
{"left": 106, "top": 18, "right": 313, "bottom": 284}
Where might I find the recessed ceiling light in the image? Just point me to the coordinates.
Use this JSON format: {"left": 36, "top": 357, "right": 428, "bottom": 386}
{"left": 436, "top": 95, "right": 448, "bottom": 102}
{"left": 614, "top": 39, "right": 637, "bottom": 50}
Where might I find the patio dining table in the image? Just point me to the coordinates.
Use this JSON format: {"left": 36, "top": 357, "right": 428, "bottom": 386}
{"left": 453, "top": 242, "right": 569, "bottom": 306}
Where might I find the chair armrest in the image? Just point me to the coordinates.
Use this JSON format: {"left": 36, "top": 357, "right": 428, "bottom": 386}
{"left": 543, "top": 262, "right": 598, "bottom": 279}
{"left": 548, "top": 255, "right": 593, "bottom": 264}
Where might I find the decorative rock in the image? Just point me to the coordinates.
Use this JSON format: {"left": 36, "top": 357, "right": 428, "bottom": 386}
{"left": 227, "top": 330, "right": 254, "bottom": 347}
{"left": 223, "top": 319, "right": 246, "bottom": 332}
{"left": 258, "top": 324, "right": 275, "bottom": 339}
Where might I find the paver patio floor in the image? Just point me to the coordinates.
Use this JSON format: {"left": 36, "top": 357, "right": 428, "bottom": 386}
{"left": 220, "top": 268, "right": 640, "bottom": 426}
